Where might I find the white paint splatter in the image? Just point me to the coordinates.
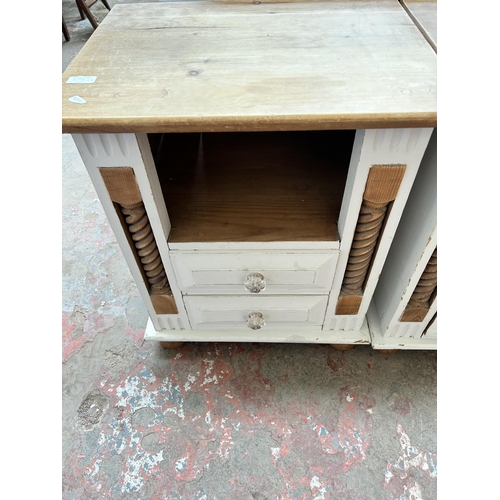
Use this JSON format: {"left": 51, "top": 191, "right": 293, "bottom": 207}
{"left": 310, "top": 476, "right": 321, "bottom": 488}
{"left": 175, "top": 456, "right": 188, "bottom": 472}
{"left": 384, "top": 424, "right": 437, "bottom": 488}
{"left": 310, "top": 476, "right": 330, "bottom": 500}
{"left": 122, "top": 450, "right": 164, "bottom": 493}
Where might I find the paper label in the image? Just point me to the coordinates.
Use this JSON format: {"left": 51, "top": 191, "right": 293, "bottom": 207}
{"left": 66, "top": 76, "right": 97, "bottom": 84}
{"left": 69, "top": 95, "right": 87, "bottom": 104}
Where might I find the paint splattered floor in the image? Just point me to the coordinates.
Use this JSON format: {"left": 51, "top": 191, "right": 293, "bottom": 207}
{"left": 62, "top": 2, "right": 437, "bottom": 498}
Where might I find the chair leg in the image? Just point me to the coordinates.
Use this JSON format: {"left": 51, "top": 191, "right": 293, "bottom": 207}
{"left": 76, "top": 0, "right": 85, "bottom": 20}
{"left": 101, "top": 0, "right": 111, "bottom": 11}
{"left": 75, "top": 0, "right": 99, "bottom": 30}
{"left": 62, "top": 16, "right": 70, "bottom": 41}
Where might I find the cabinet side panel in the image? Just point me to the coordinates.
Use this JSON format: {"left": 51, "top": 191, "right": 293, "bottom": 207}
{"left": 374, "top": 129, "right": 437, "bottom": 332}
{"left": 326, "top": 127, "right": 434, "bottom": 331}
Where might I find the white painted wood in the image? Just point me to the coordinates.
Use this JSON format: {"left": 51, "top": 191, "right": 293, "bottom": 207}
{"left": 379, "top": 298, "right": 437, "bottom": 339}
{"left": 184, "top": 295, "right": 328, "bottom": 331}
{"left": 144, "top": 318, "right": 371, "bottom": 345}
{"left": 73, "top": 133, "right": 143, "bottom": 168}
{"left": 71, "top": 133, "right": 190, "bottom": 331}
{"left": 324, "top": 127, "right": 434, "bottom": 331}
{"left": 368, "top": 129, "right": 437, "bottom": 348}
{"left": 373, "top": 130, "right": 436, "bottom": 332}
{"left": 327, "top": 316, "right": 365, "bottom": 332}
{"left": 423, "top": 315, "right": 437, "bottom": 339}
{"left": 401, "top": 300, "right": 437, "bottom": 338}
{"left": 367, "top": 302, "right": 437, "bottom": 350}
{"left": 156, "top": 315, "right": 189, "bottom": 332}
{"left": 134, "top": 133, "right": 190, "bottom": 326}
{"left": 170, "top": 251, "right": 339, "bottom": 295}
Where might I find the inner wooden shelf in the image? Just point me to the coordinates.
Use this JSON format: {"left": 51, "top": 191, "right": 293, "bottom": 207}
{"left": 149, "top": 130, "right": 354, "bottom": 244}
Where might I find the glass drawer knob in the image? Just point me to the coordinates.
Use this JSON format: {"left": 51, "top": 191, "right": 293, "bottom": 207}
{"left": 244, "top": 273, "right": 266, "bottom": 293}
{"left": 247, "top": 312, "right": 265, "bottom": 330}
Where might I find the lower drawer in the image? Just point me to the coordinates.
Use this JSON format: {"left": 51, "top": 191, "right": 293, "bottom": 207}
{"left": 170, "top": 251, "right": 339, "bottom": 294}
{"left": 184, "top": 295, "right": 328, "bottom": 330}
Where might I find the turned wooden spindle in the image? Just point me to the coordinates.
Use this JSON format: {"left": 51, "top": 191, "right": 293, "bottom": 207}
{"left": 341, "top": 201, "right": 387, "bottom": 293}
{"left": 99, "top": 167, "right": 177, "bottom": 314}
{"left": 120, "top": 202, "right": 170, "bottom": 294}
{"left": 336, "top": 165, "right": 406, "bottom": 315}
{"left": 400, "top": 248, "right": 437, "bottom": 322}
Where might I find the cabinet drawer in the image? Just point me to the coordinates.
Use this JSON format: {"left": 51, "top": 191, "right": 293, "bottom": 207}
{"left": 170, "top": 251, "right": 338, "bottom": 295}
{"left": 184, "top": 295, "right": 328, "bottom": 330}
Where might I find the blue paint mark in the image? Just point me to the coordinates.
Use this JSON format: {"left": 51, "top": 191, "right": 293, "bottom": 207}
{"left": 137, "top": 367, "right": 154, "bottom": 379}
{"left": 427, "top": 452, "right": 437, "bottom": 477}
{"left": 332, "top": 436, "right": 340, "bottom": 450}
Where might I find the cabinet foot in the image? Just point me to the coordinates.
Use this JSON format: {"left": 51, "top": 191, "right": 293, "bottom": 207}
{"left": 331, "top": 344, "right": 355, "bottom": 351}
{"left": 160, "top": 341, "right": 185, "bottom": 349}
{"left": 378, "top": 349, "right": 397, "bottom": 354}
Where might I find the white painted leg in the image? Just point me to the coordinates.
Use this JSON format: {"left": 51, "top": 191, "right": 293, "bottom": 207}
{"left": 71, "top": 133, "right": 190, "bottom": 332}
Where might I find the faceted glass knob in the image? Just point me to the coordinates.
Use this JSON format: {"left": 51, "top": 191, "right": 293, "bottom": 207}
{"left": 247, "top": 312, "right": 265, "bottom": 330}
{"left": 244, "top": 273, "right": 266, "bottom": 293}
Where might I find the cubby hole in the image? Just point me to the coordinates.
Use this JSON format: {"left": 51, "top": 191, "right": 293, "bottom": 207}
{"left": 148, "top": 130, "right": 355, "bottom": 243}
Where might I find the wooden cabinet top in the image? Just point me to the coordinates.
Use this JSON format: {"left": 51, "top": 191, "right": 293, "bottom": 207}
{"left": 61, "top": 0, "right": 437, "bottom": 133}
{"left": 401, "top": 0, "right": 437, "bottom": 51}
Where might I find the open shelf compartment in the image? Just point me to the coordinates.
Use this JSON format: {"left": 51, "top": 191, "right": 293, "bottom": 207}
{"left": 148, "top": 130, "right": 355, "bottom": 246}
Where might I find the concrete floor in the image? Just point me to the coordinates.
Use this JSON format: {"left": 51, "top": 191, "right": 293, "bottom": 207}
{"left": 62, "top": 2, "right": 437, "bottom": 498}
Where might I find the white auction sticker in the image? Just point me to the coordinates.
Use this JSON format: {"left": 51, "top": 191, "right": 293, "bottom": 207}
{"left": 66, "top": 76, "right": 97, "bottom": 84}
{"left": 69, "top": 95, "right": 87, "bottom": 104}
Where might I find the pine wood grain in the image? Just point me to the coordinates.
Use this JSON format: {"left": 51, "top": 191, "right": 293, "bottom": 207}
{"left": 155, "top": 130, "right": 353, "bottom": 243}
{"left": 335, "top": 295, "right": 363, "bottom": 316}
{"left": 99, "top": 167, "right": 143, "bottom": 206}
{"left": 62, "top": 0, "right": 437, "bottom": 133}
{"left": 400, "top": 0, "right": 437, "bottom": 52}
{"left": 151, "top": 295, "right": 179, "bottom": 315}
{"left": 363, "top": 166, "right": 407, "bottom": 205}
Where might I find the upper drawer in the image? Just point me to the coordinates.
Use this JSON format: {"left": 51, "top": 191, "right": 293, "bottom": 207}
{"left": 170, "top": 251, "right": 339, "bottom": 295}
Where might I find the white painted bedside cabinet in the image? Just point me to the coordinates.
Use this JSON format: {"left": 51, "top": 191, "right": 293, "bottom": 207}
{"left": 62, "top": 0, "right": 437, "bottom": 349}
